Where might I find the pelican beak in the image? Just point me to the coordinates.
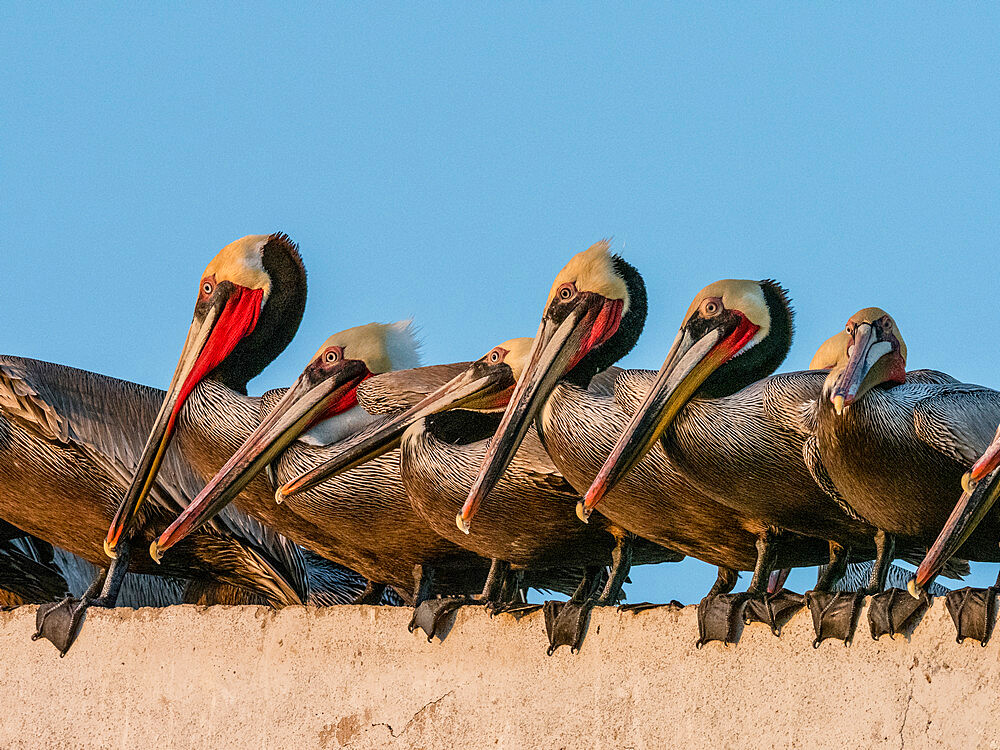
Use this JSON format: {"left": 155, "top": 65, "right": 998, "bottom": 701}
{"left": 278, "top": 359, "right": 517, "bottom": 500}
{"left": 105, "top": 283, "right": 264, "bottom": 557}
{"left": 912, "top": 467, "right": 1000, "bottom": 596}
{"left": 459, "top": 293, "right": 624, "bottom": 532}
{"left": 829, "top": 323, "right": 896, "bottom": 414}
{"left": 580, "top": 313, "right": 759, "bottom": 520}
{"left": 768, "top": 568, "right": 791, "bottom": 595}
{"left": 151, "top": 358, "right": 369, "bottom": 561}
{"left": 970, "top": 425, "right": 1000, "bottom": 483}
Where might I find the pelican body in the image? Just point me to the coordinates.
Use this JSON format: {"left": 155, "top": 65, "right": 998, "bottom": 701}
{"left": 581, "top": 285, "right": 976, "bottom": 619}
{"left": 15, "top": 234, "right": 384, "bottom": 653}
{"left": 277, "top": 337, "right": 683, "bottom": 600}
{"left": 0, "top": 355, "right": 364, "bottom": 608}
{"left": 541, "top": 373, "right": 837, "bottom": 572}
{"left": 630, "top": 367, "right": 877, "bottom": 546}
{"left": 403, "top": 408, "right": 682, "bottom": 574}
{"left": 817, "top": 382, "right": 1000, "bottom": 555}
{"left": 812, "top": 310, "right": 1000, "bottom": 597}
{"left": 579, "top": 279, "right": 883, "bottom": 550}
{"left": 453, "top": 242, "right": 859, "bottom": 635}
{"left": 151, "top": 322, "right": 498, "bottom": 600}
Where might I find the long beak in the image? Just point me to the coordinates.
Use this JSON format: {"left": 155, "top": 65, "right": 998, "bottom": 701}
{"left": 829, "top": 323, "right": 889, "bottom": 415}
{"left": 459, "top": 296, "right": 618, "bottom": 533}
{"left": 579, "top": 316, "right": 757, "bottom": 522}
{"left": 105, "top": 302, "right": 227, "bottom": 557}
{"left": 969, "top": 425, "right": 1000, "bottom": 483}
{"left": 277, "top": 361, "right": 515, "bottom": 500}
{"left": 911, "top": 469, "right": 1000, "bottom": 596}
{"left": 151, "top": 360, "right": 368, "bottom": 562}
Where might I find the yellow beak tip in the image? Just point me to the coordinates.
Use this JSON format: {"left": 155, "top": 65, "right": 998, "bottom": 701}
{"left": 832, "top": 395, "right": 845, "bottom": 416}
{"left": 961, "top": 471, "right": 974, "bottom": 494}
{"left": 274, "top": 488, "right": 285, "bottom": 505}
{"left": 456, "top": 513, "right": 471, "bottom": 535}
{"left": 906, "top": 578, "right": 920, "bottom": 599}
{"left": 149, "top": 541, "right": 163, "bottom": 564}
{"left": 575, "top": 501, "right": 591, "bottom": 524}
{"left": 103, "top": 539, "right": 118, "bottom": 560}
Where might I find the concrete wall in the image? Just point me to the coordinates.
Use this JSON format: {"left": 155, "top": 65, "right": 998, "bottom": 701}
{"left": 1, "top": 600, "right": 996, "bottom": 749}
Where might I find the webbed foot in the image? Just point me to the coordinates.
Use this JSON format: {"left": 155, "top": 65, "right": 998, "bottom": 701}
{"left": 944, "top": 587, "right": 999, "bottom": 646}
{"left": 696, "top": 592, "right": 750, "bottom": 647}
{"left": 743, "top": 590, "right": 805, "bottom": 636}
{"left": 805, "top": 590, "right": 864, "bottom": 647}
{"left": 868, "top": 587, "right": 931, "bottom": 640}
{"left": 407, "top": 597, "right": 472, "bottom": 641}
{"left": 32, "top": 596, "right": 91, "bottom": 656}
{"left": 543, "top": 599, "right": 594, "bottom": 655}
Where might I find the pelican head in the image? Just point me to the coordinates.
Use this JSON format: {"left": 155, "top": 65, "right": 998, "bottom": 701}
{"left": 276, "top": 337, "right": 535, "bottom": 503}
{"left": 825, "top": 307, "right": 907, "bottom": 416}
{"left": 106, "top": 234, "right": 306, "bottom": 557}
{"left": 457, "top": 240, "right": 648, "bottom": 532}
{"left": 810, "top": 330, "right": 850, "bottom": 371}
{"left": 579, "top": 278, "right": 793, "bottom": 520}
{"left": 150, "top": 321, "right": 418, "bottom": 562}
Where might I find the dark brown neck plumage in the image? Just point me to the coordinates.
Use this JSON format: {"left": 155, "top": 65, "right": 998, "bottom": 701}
{"left": 697, "top": 280, "right": 794, "bottom": 399}
{"left": 564, "top": 256, "right": 647, "bottom": 387}
{"left": 208, "top": 234, "right": 307, "bottom": 395}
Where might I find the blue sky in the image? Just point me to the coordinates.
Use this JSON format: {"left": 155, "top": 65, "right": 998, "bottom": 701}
{"left": 2, "top": 5, "right": 999, "bottom": 602}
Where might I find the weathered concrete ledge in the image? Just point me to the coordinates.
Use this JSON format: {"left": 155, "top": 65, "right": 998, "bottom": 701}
{"left": 0, "top": 600, "right": 996, "bottom": 749}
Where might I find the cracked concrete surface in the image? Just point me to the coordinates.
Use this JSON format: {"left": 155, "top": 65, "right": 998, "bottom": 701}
{"left": 1, "top": 599, "right": 998, "bottom": 749}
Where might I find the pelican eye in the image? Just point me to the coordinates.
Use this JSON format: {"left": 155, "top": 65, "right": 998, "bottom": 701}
{"left": 701, "top": 298, "right": 722, "bottom": 317}
{"left": 202, "top": 281, "right": 214, "bottom": 296}
{"left": 324, "top": 348, "right": 341, "bottom": 364}
{"left": 489, "top": 349, "right": 502, "bottom": 364}
{"left": 557, "top": 283, "right": 577, "bottom": 301}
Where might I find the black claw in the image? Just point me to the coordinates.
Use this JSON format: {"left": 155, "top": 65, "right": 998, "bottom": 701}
{"left": 805, "top": 590, "right": 864, "bottom": 647}
{"left": 944, "top": 587, "right": 999, "bottom": 647}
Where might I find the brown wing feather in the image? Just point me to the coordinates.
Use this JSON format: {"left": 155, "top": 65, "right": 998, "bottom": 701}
{"left": 357, "top": 362, "right": 473, "bottom": 414}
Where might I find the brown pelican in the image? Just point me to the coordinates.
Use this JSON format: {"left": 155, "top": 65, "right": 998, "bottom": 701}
{"left": 1, "top": 354, "right": 373, "bottom": 653}
{"left": 11, "top": 234, "right": 373, "bottom": 654}
{"left": 274, "top": 336, "right": 684, "bottom": 651}
{"left": 444, "top": 244, "right": 866, "bottom": 647}
{"left": 149, "top": 322, "right": 507, "bottom": 616}
{"left": 807, "top": 308, "right": 1000, "bottom": 639}
{"left": 578, "top": 286, "right": 968, "bottom": 643}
